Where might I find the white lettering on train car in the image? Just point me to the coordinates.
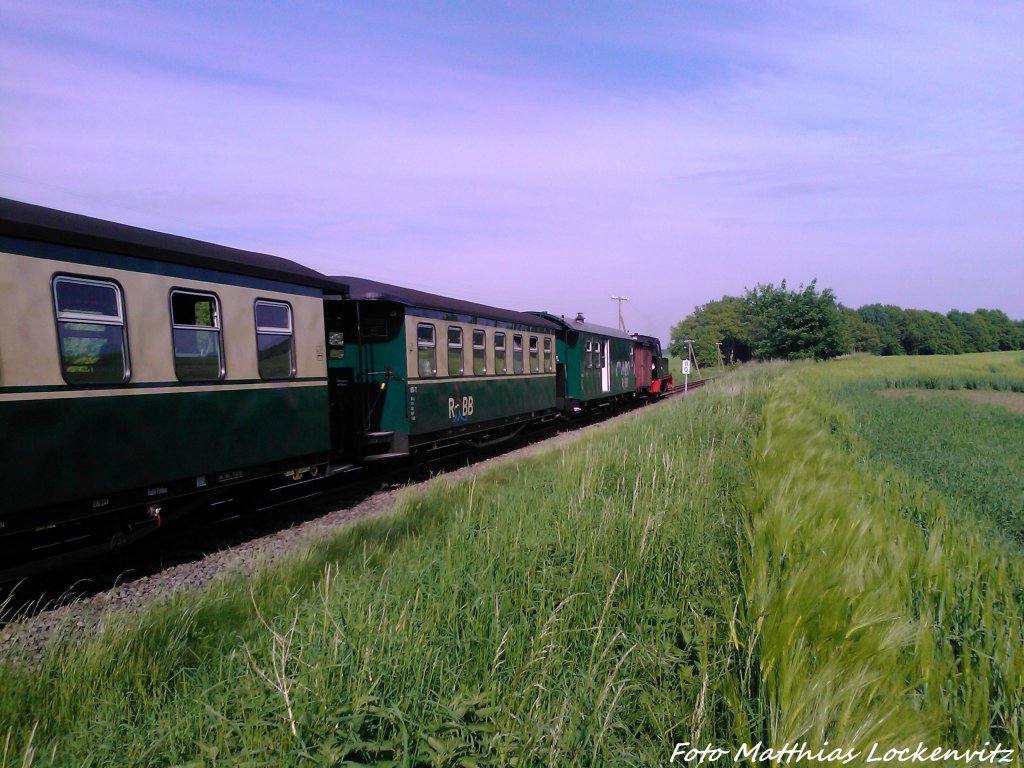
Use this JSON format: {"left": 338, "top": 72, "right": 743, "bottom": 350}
{"left": 448, "top": 396, "right": 474, "bottom": 422}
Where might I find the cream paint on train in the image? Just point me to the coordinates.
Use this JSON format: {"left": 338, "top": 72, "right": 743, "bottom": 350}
{"left": 0, "top": 249, "right": 326, "bottom": 389}
{"left": 402, "top": 314, "right": 555, "bottom": 381}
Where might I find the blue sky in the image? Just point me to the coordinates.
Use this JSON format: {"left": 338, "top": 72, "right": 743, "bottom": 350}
{"left": 2, "top": 0, "right": 1021, "bottom": 338}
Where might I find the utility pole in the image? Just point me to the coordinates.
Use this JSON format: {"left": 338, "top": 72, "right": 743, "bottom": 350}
{"left": 610, "top": 295, "right": 629, "bottom": 332}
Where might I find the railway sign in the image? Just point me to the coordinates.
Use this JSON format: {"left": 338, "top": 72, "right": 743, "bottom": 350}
{"left": 681, "top": 359, "right": 691, "bottom": 375}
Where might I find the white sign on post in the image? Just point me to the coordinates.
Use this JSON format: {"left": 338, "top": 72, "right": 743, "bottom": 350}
{"left": 681, "top": 360, "right": 691, "bottom": 375}
{"left": 682, "top": 359, "right": 690, "bottom": 393}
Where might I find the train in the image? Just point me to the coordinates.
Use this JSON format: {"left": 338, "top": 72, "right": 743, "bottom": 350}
{"left": 0, "top": 197, "right": 672, "bottom": 579}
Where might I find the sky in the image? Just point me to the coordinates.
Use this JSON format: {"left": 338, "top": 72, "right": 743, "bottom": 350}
{"left": 1, "top": 0, "right": 1022, "bottom": 339}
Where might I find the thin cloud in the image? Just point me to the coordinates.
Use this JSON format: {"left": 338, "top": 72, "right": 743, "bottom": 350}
{"left": 1, "top": 0, "right": 1021, "bottom": 334}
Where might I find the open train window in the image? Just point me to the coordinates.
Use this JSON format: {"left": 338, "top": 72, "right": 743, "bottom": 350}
{"left": 417, "top": 323, "right": 436, "bottom": 377}
{"left": 512, "top": 334, "right": 524, "bottom": 374}
{"left": 494, "top": 332, "right": 507, "bottom": 374}
{"left": 448, "top": 326, "right": 464, "bottom": 376}
{"left": 52, "top": 276, "right": 130, "bottom": 385}
{"left": 585, "top": 340, "right": 593, "bottom": 369}
{"left": 472, "top": 329, "right": 486, "bottom": 375}
{"left": 529, "top": 336, "right": 539, "bottom": 373}
{"left": 544, "top": 338, "right": 553, "bottom": 372}
{"left": 255, "top": 300, "right": 295, "bottom": 379}
{"left": 170, "top": 290, "right": 224, "bottom": 382}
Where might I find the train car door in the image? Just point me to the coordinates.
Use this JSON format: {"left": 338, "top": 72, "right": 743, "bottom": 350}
{"left": 634, "top": 345, "right": 652, "bottom": 389}
{"left": 600, "top": 339, "right": 611, "bottom": 392}
{"left": 324, "top": 299, "right": 360, "bottom": 461}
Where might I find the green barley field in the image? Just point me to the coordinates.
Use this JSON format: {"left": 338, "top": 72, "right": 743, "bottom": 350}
{"left": 1, "top": 352, "right": 1022, "bottom": 766}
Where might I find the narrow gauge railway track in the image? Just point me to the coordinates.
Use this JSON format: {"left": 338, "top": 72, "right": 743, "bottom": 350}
{"left": 1, "top": 383, "right": 721, "bottom": 646}
{"left": 662, "top": 376, "right": 714, "bottom": 398}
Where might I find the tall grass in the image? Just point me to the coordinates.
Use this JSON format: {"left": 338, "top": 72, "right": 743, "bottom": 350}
{"left": 733, "top": 360, "right": 1023, "bottom": 758}
{"left": 1, "top": 386, "right": 757, "bottom": 766}
{"left": 837, "top": 383, "right": 1024, "bottom": 547}
{"left": 824, "top": 350, "right": 1024, "bottom": 392}
{"left": 885, "top": 376, "right": 1024, "bottom": 393}
{"left": 740, "top": 374, "right": 936, "bottom": 751}
{"left": 3, "top": 356, "right": 1021, "bottom": 765}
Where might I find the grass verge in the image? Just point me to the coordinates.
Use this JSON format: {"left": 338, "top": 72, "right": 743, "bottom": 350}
{"left": 1, "top": 385, "right": 756, "bottom": 767}
{"left": 3, "top": 355, "right": 1021, "bottom": 765}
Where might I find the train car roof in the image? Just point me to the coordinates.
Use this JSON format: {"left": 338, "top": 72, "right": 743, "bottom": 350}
{"left": 0, "top": 197, "right": 341, "bottom": 291}
{"left": 529, "top": 311, "right": 636, "bottom": 341}
{"left": 631, "top": 333, "right": 664, "bottom": 347}
{"left": 333, "top": 276, "right": 561, "bottom": 330}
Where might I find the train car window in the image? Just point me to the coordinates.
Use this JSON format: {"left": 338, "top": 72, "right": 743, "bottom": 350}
{"left": 585, "top": 340, "right": 592, "bottom": 369}
{"left": 447, "top": 326, "right": 464, "bottom": 376}
{"left": 512, "top": 334, "right": 524, "bottom": 374}
{"left": 52, "top": 276, "right": 130, "bottom": 385}
{"left": 494, "top": 332, "right": 507, "bottom": 374}
{"left": 599, "top": 340, "right": 607, "bottom": 369}
{"left": 417, "top": 323, "right": 436, "bottom": 377}
{"left": 472, "top": 329, "right": 486, "bottom": 375}
{"left": 170, "top": 290, "right": 224, "bottom": 382}
{"left": 544, "top": 338, "right": 553, "bottom": 372}
{"left": 255, "top": 300, "right": 295, "bottom": 379}
{"left": 529, "top": 336, "right": 539, "bottom": 373}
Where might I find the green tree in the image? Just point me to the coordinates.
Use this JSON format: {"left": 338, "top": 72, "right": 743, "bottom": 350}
{"left": 840, "top": 305, "right": 882, "bottom": 354}
{"left": 669, "top": 296, "right": 751, "bottom": 367}
{"left": 899, "top": 309, "right": 963, "bottom": 355}
{"left": 743, "top": 280, "right": 845, "bottom": 361}
{"left": 947, "top": 310, "right": 997, "bottom": 353}
{"left": 976, "top": 309, "right": 1021, "bottom": 350}
{"left": 858, "top": 304, "right": 906, "bottom": 355}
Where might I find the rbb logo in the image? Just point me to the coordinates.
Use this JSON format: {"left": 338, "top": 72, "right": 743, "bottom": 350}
{"left": 448, "top": 395, "right": 474, "bottom": 421}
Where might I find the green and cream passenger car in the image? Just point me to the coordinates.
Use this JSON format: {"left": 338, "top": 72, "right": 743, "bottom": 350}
{"left": 0, "top": 198, "right": 340, "bottom": 576}
{"left": 325, "top": 277, "right": 560, "bottom": 459}
{"left": 529, "top": 312, "right": 639, "bottom": 413}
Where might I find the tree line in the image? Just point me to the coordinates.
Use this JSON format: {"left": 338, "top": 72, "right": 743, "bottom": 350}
{"left": 669, "top": 280, "right": 1024, "bottom": 366}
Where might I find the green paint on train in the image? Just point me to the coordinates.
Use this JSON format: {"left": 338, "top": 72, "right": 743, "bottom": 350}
{"left": 0, "top": 385, "right": 329, "bottom": 523}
